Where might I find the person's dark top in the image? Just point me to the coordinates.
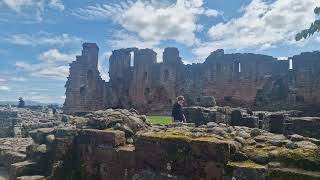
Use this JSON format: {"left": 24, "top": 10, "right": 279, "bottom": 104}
{"left": 172, "top": 102, "right": 184, "bottom": 121}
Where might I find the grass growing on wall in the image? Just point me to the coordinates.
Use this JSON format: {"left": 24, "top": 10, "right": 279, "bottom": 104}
{"left": 148, "top": 116, "right": 172, "bottom": 124}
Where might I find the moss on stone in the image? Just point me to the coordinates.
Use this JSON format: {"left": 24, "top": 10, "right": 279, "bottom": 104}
{"left": 243, "top": 145, "right": 320, "bottom": 171}
{"left": 141, "top": 128, "right": 227, "bottom": 144}
{"left": 227, "top": 161, "right": 266, "bottom": 169}
{"left": 225, "top": 161, "right": 266, "bottom": 177}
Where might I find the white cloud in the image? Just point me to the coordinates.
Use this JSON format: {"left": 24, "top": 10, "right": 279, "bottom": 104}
{"left": 15, "top": 49, "right": 77, "bottom": 80}
{"left": 0, "top": 78, "right": 6, "bottom": 82}
{"left": 5, "top": 32, "right": 83, "bottom": 46}
{"left": 48, "top": 0, "right": 64, "bottom": 11}
{"left": 2, "top": 0, "right": 33, "bottom": 12}
{"left": 0, "top": 85, "right": 11, "bottom": 91}
{"left": 205, "top": 9, "right": 220, "bottom": 17}
{"left": 109, "top": 31, "right": 159, "bottom": 49}
{"left": 2, "top": 0, "right": 64, "bottom": 12}
{"left": 1, "top": 0, "right": 64, "bottom": 23}
{"left": 11, "top": 77, "right": 27, "bottom": 82}
{"left": 193, "top": 0, "right": 320, "bottom": 59}
{"left": 39, "top": 49, "right": 76, "bottom": 63}
{"left": 72, "top": 0, "right": 220, "bottom": 47}
{"left": 16, "top": 61, "right": 69, "bottom": 80}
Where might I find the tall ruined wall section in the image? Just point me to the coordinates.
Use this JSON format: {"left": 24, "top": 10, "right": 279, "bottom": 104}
{"left": 292, "top": 52, "right": 320, "bottom": 108}
{"left": 64, "top": 43, "right": 105, "bottom": 114}
{"left": 64, "top": 43, "right": 320, "bottom": 114}
{"left": 198, "top": 50, "right": 289, "bottom": 107}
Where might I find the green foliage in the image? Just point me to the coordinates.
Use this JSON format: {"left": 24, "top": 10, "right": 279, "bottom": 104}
{"left": 296, "top": 7, "right": 320, "bottom": 41}
{"left": 148, "top": 116, "right": 172, "bottom": 124}
{"left": 315, "top": 7, "right": 320, "bottom": 15}
{"left": 18, "top": 97, "right": 25, "bottom": 108}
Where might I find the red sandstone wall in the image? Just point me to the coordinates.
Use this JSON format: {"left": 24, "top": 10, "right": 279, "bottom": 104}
{"left": 63, "top": 44, "right": 320, "bottom": 114}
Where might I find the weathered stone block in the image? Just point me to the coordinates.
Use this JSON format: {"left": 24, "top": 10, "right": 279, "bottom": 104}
{"left": 135, "top": 132, "right": 230, "bottom": 179}
{"left": 10, "top": 161, "right": 37, "bottom": 179}
{"left": 287, "top": 117, "right": 320, "bottom": 139}
{"left": 225, "top": 161, "right": 267, "bottom": 180}
{"left": 29, "top": 128, "right": 55, "bottom": 144}
{"left": 79, "top": 129, "right": 126, "bottom": 147}
{"left": 199, "top": 96, "right": 217, "bottom": 107}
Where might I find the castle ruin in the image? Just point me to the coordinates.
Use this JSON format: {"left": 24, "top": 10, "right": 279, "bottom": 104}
{"left": 63, "top": 43, "right": 320, "bottom": 114}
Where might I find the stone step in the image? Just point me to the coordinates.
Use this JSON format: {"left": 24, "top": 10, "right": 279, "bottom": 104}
{"left": 10, "top": 161, "right": 38, "bottom": 179}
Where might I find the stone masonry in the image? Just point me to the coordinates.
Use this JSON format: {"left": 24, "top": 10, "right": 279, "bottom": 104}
{"left": 63, "top": 43, "right": 320, "bottom": 114}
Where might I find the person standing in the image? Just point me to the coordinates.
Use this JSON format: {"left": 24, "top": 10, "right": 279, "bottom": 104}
{"left": 171, "top": 96, "right": 186, "bottom": 123}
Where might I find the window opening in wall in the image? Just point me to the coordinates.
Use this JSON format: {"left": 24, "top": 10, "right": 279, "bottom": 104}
{"left": 130, "top": 51, "right": 134, "bottom": 67}
{"left": 87, "top": 70, "right": 93, "bottom": 80}
{"left": 164, "top": 69, "right": 169, "bottom": 81}
{"left": 80, "top": 86, "right": 86, "bottom": 96}
{"left": 234, "top": 61, "right": 241, "bottom": 73}
{"left": 144, "top": 72, "right": 148, "bottom": 81}
{"left": 144, "top": 88, "right": 150, "bottom": 96}
{"left": 289, "top": 59, "right": 293, "bottom": 70}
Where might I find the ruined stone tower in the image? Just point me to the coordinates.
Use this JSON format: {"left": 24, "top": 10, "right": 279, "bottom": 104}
{"left": 63, "top": 43, "right": 105, "bottom": 114}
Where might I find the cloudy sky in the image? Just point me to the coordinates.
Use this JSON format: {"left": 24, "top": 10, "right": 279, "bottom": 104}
{"left": 0, "top": 0, "right": 319, "bottom": 104}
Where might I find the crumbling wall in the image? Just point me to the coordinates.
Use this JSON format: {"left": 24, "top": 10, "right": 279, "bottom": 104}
{"left": 63, "top": 43, "right": 320, "bottom": 114}
{"left": 292, "top": 52, "right": 320, "bottom": 107}
{"left": 63, "top": 43, "right": 105, "bottom": 114}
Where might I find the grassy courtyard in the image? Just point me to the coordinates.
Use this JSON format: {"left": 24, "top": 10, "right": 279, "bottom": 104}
{"left": 148, "top": 116, "right": 172, "bottom": 124}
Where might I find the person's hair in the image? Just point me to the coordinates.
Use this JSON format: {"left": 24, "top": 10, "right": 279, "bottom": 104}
{"left": 176, "top": 96, "right": 185, "bottom": 102}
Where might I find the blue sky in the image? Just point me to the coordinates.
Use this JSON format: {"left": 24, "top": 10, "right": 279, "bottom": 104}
{"left": 0, "top": 0, "right": 319, "bottom": 103}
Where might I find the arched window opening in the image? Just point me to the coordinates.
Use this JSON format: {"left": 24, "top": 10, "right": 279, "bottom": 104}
{"left": 289, "top": 59, "right": 293, "bottom": 70}
{"left": 144, "top": 88, "right": 150, "bottom": 96}
{"left": 80, "top": 86, "right": 86, "bottom": 96}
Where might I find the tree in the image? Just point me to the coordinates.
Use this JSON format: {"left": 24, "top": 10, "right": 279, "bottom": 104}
{"left": 296, "top": 7, "right": 320, "bottom": 41}
{"left": 18, "top": 97, "right": 25, "bottom": 108}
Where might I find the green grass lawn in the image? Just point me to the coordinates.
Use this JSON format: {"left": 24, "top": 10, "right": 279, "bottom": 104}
{"left": 148, "top": 116, "right": 172, "bottom": 124}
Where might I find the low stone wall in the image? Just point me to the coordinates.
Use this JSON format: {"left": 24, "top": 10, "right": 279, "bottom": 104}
{"left": 184, "top": 106, "right": 320, "bottom": 140}
{"left": 287, "top": 117, "right": 320, "bottom": 139}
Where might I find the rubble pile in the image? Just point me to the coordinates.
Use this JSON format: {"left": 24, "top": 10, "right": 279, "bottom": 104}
{"left": 70, "top": 109, "right": 151, "bottom": 138}
{"left": 0, "top": 108, "right": 63, "bottom": 138}
{"left": 1, "top": 108, "right": 320, "bottom": 180}
{"left": 0, "top": 138, "right": 32, "bottom": 168}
